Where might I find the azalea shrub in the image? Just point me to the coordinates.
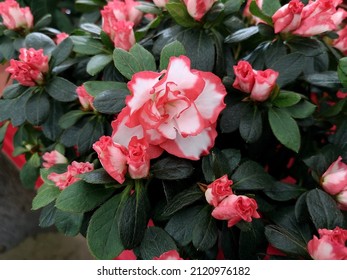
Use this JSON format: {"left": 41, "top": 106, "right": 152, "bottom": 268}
{"left": 0, "top": 0, "right": 347, "bottom": 260}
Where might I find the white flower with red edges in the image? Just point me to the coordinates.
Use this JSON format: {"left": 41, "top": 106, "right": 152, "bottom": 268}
{"left": 112, "top": 55, "right": 227, "bottom": 160}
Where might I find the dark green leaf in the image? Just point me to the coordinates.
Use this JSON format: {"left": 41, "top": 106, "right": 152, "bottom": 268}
{"left": 136, "top": 2, "right": 162, "bottom": 14}
{"left": 202, "top": 148, "right": 232, "bottom": 182}
{"left": 130, "top": 44, "right": 157, "bottom": 72}
{"left": 58, "top": 110, "right": 89, "bottom": 129}
{"left": 166, "top": 0, "right": 200, "bottom": 28}
{"left": 160, "top": 186, "right": 204, "bottom": 218}
{"left": 51, "top": 37, "right": 74, "bottom": 66}
{"left": 42, "top": 100, "right": 64, "bottom": 140}
{"left": 262, "top": 0, "right": 281, "bottom": 16}
{"left": 33, "top": 14, "right": 52, "bottom": 30}
{"left": 93, "top": 89, "right": 127, "bottom": 114}
{"left": 270, "top": 53, "right": 304, "bottom": 87}
{"left": 24, "top": 32, "right": 56, "bottom": 55}
{"left": 151, "top": 157, "right": 194, "bottom": 180}
{"left": 305, "top": 72, "right": 340, "bottom": 89}
{"left": 264, "top": 181, "right": 305, "bottom": 201}
{"left": 265, "top": 225, "right": 309, "bottom": 257}
{"left": 55, "top": 210, "right": 84, "bottom": 236}
{"left": 220, "top": 102, "right": 248, "bottom": 133}
{"left": 306, "top": 189, "right": 345, "bottom": 230}
{"left": 221, "top": 149, "right": 242, "bottom": 173}
{"left": 338, "top": 57, "right": 347, "bottom": 87}
{"left": 0, "top": 36, "right": 16, "bottom": 60}
{"left": 87, "top": 54, "right": 113, "bottom": 76}
{"left": 295, "top": 193, "right": 310, "bottom": 223}
{"left": 331, "top": 121, "right": 347, "bottom": 160}
{"left": 140, "top": 227, "right": 177, "bottom": 260}
{"left": 2, "top": 84, "right": 27, "bottom": 99}
{"left": 113, "top": 48, "right": 142, "bottom": 80}
{"left": 55, "top": 181, "right": 115, "bottom": 213}
{"left": 272, "top": 91, "right": 302, "bottom": 108}
{"left": 78, "top": 168, "right": 116, "bottom": 184}
{"left": 25, "top": 92, "right": 50, "bottom": 125}
{"left": 9, "top": 89, "right": 32, "bottom": 126}
{"left": 285, "top": 100, "right": 316, "bottom": 119}
{"left": 225, "top": 26, "right": 259, "bottom": 43}
{"left": 224, "top": 0, "right": 245, "bottom": 14}
{"left": 264, "top": 39, "right": 287, "bottom": 68}
{"left": 39, "top": 202, "right": 57, "bottom": 228}
{"left": 87, "top": 190, "right": 129, "bottom": 259}
{"left": 232, "top": 160, "right": 273, "bottom": 190}
{"left": 268, "top": 108, "right": 301, "bottom": 153}
{"left": 119, "top": 182, "right": 150, "bottom": 248}
{"left": 287, "top": 37, "right": 325, "bottom": 57}
{"left": 46, "top": 77, "right": 77, "bottom": 102}
{"left": 20, "top": 153, "right": 41, "bottom": 189}
{"left": 84, "top": 81, "right": 128, "bottom": 96}
{"left": 239, "top": 104, "right": 262, "bottom": 143}
{"left": 192, "top": 206, "right": 218, "bottom": 251}
{"left": 0, "top": 121, "right": 9, "bottom": 148}
{"left": 32, "top": 184, "right": 60, "bottom": 210}
{"left": 77, "top": 118, "right": 104, "bottom": 154}
{"left": 70, "top": 36, "right": 105, "bottom": 55}
{"left": 80, "top": 23, "right": 101, "bottom": 34}
{"left": 160, "top": 40, "right": 186, "bottom": 70}
{"left": 165, "top": 205, "right": 203, "bottom": 246}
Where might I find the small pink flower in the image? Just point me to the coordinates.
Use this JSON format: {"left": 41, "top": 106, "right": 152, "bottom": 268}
{"left": 205, "top": 175, "right": 233, "bottom": 207}
{"left": 153, "top": 250, "right": 183, "bottom": 260}
{"left": 153, "top": 0, "right": 169, "bottom": 8}
{"left": 211, "top": 194, "right": 260, "bottom": 227}
{"left": 76, "top": 85, "right": 95, "bottom": 110}
{"left": 42, "top": 150, "right": 68, "bottom": 169}
{"left": 112, "top": 55, "right": 227, "bottom": 160}
{"left": 0, "top": 0, "right": 33, "bottom": 31}
{"left": 272, "top": 0, "right": 304, "bottom": 34}
{"left": 293, "top": 0, "right": 347, "bottom": 37}
{"left": 55, "top": 32, "right": 69, "bottom": 45}
{"left": 93, "top": 136, "right": 128, "bottom": 184}
{"left": 127, "top": 136, "right": 150, "bottom": 179}
{"left": 48, "top": 161, "right": 94, "bottom": 190}
{"left": 233, "top": 60, "right": 279, "bottom": 102}
{"left": 321, "top": 156, "right": 347, "bottom": 210}
{"left": 307, "top": 227, "right": 347, "bottom": 260}
{"left": 183, "top": 0, "right": 217, "bottom": 21}
{"left": 6, "top": 48, "right": 49, "bottom": 86}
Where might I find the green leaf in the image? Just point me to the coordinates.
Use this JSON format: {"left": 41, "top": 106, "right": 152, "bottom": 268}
{"left": 0, "top": 121, "right": 9, "bottom": 148}
{"left": 264, "top": 39, "right": 287, "bottom": 68}
{"left": 232, "top": 160, "right": 273, "bottom": 190}
{"left": 113, "top": 48, "right": 142, "bottom": 80}
{"left": 159, "top": 41, "right": 186, "bottom": 70}
{"left": 160, "top": 186, "right": 204, "bottom": 218}
{"left": 139, "top": 227, "right": 177, "bottom": 260}
{"left": 33, "top": 13, "right": 52, "bottom": 30}
{"left": 75, "top": 0, "right": 102, "bottom": 12}
{"left": 2, "top": 84, "right": 27, "bottom": 99}
{"left": 305, "top": 71, "right": 340, "bottom": 89}
{"left": 41, "top": 100, "right": 64, "bottom": 141}
{"left": 78, "top": 168, "right": 116, "bottom": 184}
{"left": 46, "top": 77, "right": 77, "bottom": 102}
{"left": 70, "top": 36, "right": 105, "bottom": 55}
{"left": 80, "top": 23, "right": 101, "bottom": 34}
{"left": 265, "top": 225, "right": 309, "bottom": 257}
{"left": 202, "top": 148, "right": 233, "bottom": 182}
{"left": 270, "top": 53, "right": 304, "bottom": 87}
{"left": 262, "top": 0, "right": 281, "bottom": 16}
{"left": 58, "top": 110, "right": 89, "bottom": 129}
{"left": 86, "top": 54, "right": 113, "bottom": 76}
{"left": 166, "top": 0, "right": 200, "bottom": 27}
{"left": 331, "top": 121, "right": 347, "bottom": 161}
{"left": 32, "top": 184, "right": 60, "bottom": 210}
{"left": 224, "top": 0, "right": 245, "bottom": 14}
{"left": 272, "top": 91, "right": 302, "bottom": 108}
{"left": 285, "top": 100, "right": 316, "bottom": 119}
{"left": 306, "top": 189, "right": 345, "bottom": 230}
{"left": 287, "top": 37, "right": 325, "bottom": 57}
{"left": 84, "top": 81, "right": 128, "bottom": 96}
{"left": 0, "top": 36, "right": 16, "bottom": 60}
{"left": 151, "top": 157, "right": 194, "bottom": 180}
{"left": 249, "top": 1, "right": 273, "bottom": 25}
{"left": 338, "top": 57, "right": 347, "bottom": 87}
{"left": 220, "top": 102, "right": 248, "bottom": 133}
{"left": 93, "top": 89, "right": 127, "bottom": 114}
{"left": 136, "top": 2, "right": 162, "bottom": 14}
{"left": 165, "top": 205, "right": 204, "bottom": 246}
{"left": 9, "top": 89, "right": 32, "bottom": 126}
{"left": 268, "top": 108, "right": 301, "bottom": 153}
{"left": 264, "top": 182, "right": 305, "bottom": 202}
{"left": 192, "top": 206, "right": 218, "bottom": 251}
{"left": 55, "top": 181, "right": 115, "bottom": 213}
{"left": 130, "top": 44, "right": 157, "bottom": 72}
{"left": 55, "top": 210, "right": 84, "bottom": 236}
{"left": 39, "top": 202, "right": 57, "bottom": 228}
{"left": 225, "top": 26, "right": 259, "bottom": 44}
{"left": 239, "top": 104, "right": 262, "bottom": 143}
{"left": 24, "top": 32, "right": 56, "bottom": 55}
{"left": 20, "top": 153, "right": 41, "bottom": 189}
{"left": 51, "top": 37, "right": 74, "bottom": 66}
{"left": 77, "top": 118, "right": 104, "bottom": 154}
{"left": 87, "top": 190, "right": 129, "bottom": 259}
{"left": 119, "top": 181, "right": 150, "bottom": 249}
{"left": 25, "top": 92, "right": 50, "bottom": 125}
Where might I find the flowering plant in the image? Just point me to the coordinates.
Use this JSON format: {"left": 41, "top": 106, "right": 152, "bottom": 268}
{"left": 0, "top": 0, "right": 347, "bottom": 260}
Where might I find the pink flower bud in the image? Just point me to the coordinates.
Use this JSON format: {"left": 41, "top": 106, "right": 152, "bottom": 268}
{"left": 321, "top": 156, "right": 347, "bottom": 195}
{"left": 211, "top": 194, "right": 260, "bottom": 227}
{"left": 153, "top": 0, "right": 169, "bottom": 8}
{"left": 76, "top": 85, "right": 95, "bottom": 111}
{"left": 0, "top": 0, "right": 33, "bottom": 31}
{"left": 183, "top": 0, "right": 217, "bottom": 21}
{"left": 55, "top": 32, "right": 69, "bottom": 45}
{"left": 112, "top": 20, "right": 136, "bottom": 51}
{"left": 42, "top": 150, "right": 68, "bottom": 169}
{"left": 307, "top": 227, "right": 347, "bottom": 260}
{"left": 205, "top": 175, "right": 233, "bottom": 207}
{"left": 127, "top": 136, "right": 150, "bottom": 179}
{"left": 272, "top": 0, "right": 304, "bottom": 34}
